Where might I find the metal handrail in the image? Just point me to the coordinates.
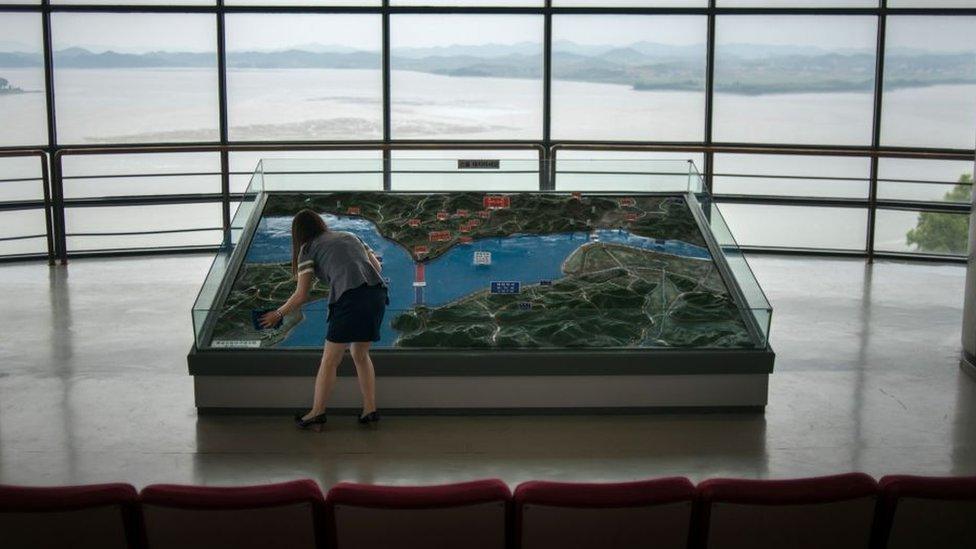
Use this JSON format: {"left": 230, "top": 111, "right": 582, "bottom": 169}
{"left": 0, "top": 141, "right": 971, "bottom": 264}
{"left": 0, "top": 149, "right": 54, "bottom": 265}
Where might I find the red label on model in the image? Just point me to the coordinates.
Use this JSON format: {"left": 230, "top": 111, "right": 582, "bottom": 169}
{"left": 407, "top": 218, "right": 421, "bottom": 228}
{"left": 414, "top": 245, "right": 429, "bottom": 255}
{"left": 468, "top": 218, "right": 482, "bottom": 227}
{"left": 456, "top": 209, "right": 469, "bottom": 217}
{"left": 571, "top": 192, "right": 582, "bottom": 201}
{"left": 459, "top": 224, "right": 471, "bottom": 233}
{"left": 625, "top": 212, "right": 638, "bottom": 222}
{"left": 478, "top": 210, "right": 491, "bottom": 219}
{"left": 459, "top": 236, "right": 473, "bottom": 244}
{"left": 483, "top": 195, "right": 511, "bottom": 209}
{"left": 347, "top": 206, "right": 361, "bottom": 215}
{"left": 436, "top": 211, "right": 449, "bottom": 221}
{"left": 617, "top": 198, "right": 636, "bottom": 207}
{"left": 429, "top": 230, "right": 452, "bottom": 242}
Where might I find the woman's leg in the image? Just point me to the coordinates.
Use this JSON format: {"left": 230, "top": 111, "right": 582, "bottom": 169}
{"left": 350, "top": 341, "right": 376, "bottom": 415}
{"left": 305, "top": 340, "right": 348, "bottom": 419}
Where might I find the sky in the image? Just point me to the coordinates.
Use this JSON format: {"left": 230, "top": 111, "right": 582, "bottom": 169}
{"left": 1, "top": 11, "right": 972, "bottom": 54}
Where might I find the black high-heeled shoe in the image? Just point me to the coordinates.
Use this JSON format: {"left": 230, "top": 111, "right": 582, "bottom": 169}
{"left": 357, "top": 411, "right": 381, "bottom": 426}
{"left": 295, "top": 412, "right": 327, "bottom": 429}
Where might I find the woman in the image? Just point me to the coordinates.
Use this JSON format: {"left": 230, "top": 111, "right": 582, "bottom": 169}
{"left": 259, "top": 209, "right": 388, "bottom": 429}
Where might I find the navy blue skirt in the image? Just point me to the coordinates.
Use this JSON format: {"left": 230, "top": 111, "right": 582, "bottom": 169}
{"left": 326, "top": 283, "right": 388, "bottom": 343}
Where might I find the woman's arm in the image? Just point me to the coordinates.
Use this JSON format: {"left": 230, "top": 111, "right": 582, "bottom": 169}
{"left": 259, "top": 271, "right": 314, "bottom": 328}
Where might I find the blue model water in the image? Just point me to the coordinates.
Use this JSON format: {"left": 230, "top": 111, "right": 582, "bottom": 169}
{"left": 244, "top": 214, "right": 711, "bottom": 348}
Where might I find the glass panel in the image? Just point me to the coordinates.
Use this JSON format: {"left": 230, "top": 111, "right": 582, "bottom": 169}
{"left": 391, "top": 150, "right": 542, "bottom": 191}
{"left": 61, "top": 153, "right": 220, "bottom": 199}
{"left": 551, "top": 15, "right": 706, "bottom": 142}
{"left": 692, "top": 193, "right": 773, "bottom": 346}
{"left": 555, "top": 159, "right": 698, "bottom": 192}
{"left": 390, "top": 14, "right": 543, "bottom": 140}
{"left": 887, "top": 1, "right": 976, "bottom": 6}
{"left": 52, "top": 13, "right": 219, "bottom": 145}
{"left": 713, "top": 15, "right": 877, "bottom": 145}
{"left": 716, "top": 202, "right": 868, "bottom": 251}
{"left": 0, "top": 156, "right": 45, "bottom": 202}
{"left": 713, "top": 154, "right": 871, "bottom": 199}
{"left": 55, "top": 0, "right": 213, "bottom": 4}
{"left": 0, "top": 12, "right": 46, "bottom": 147}
{"left": 719, "top": 0, "right": 876, "bottom": 5}
{"left": 65, "top": 202, "right": 223, "bottom": 251}
{"left": 878, "top": 158, "right": 974, "bottom": 204}
{"left": 227, "top": 0, "right": 379, "bottom": 4}
{"left": 876, "top": 208, "right": 970, "bottom": 256}
{"left": 225, "top": 14, "right": 382, "bottom": 142}
{"left": 556, "top": 148, "right": 705, "bottom": 168}
{"left": 258, "top": 158, "right": 384, "bottom": 192}
{"left": 230, "top": 150, "right": 382, "bottom": 193}
{"left": 392, "top": 0, "right": 542, "bottom": 4}
{"left": 554, "top": 1, "right": 707, "bottom": 5}
{"left": 882, "top": 16, "right": 976, "bottom": 150}
{"left": 0, "top": 209, "right": 48, "bottom": 257}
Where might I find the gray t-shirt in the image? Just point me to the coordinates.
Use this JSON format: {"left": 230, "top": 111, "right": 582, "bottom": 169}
{"left": 297, "top": 231, "right": 384, "bottom": 304}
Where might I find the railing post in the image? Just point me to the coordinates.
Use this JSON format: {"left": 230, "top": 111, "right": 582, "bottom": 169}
{"left": 382, "top": 0, "right": 392, "bottom": 192}
{"left": 38, "top": 152, "right": 55, "bottom": 265}
{"left": 867, "top": 1, "right": 888, "bottom": 263}
{"left": 216, "top": 1, "right": 232, "bottom": 248}
{"left": 541, "top": 0, "right": 553, "bottom": 191}
{"left": 50, "top": 151, "right": 67, "bottom": 264}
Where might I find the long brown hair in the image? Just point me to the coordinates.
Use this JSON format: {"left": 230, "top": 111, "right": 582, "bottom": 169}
{"left": 291, "top": 209, "right": 327, "bottom": 275}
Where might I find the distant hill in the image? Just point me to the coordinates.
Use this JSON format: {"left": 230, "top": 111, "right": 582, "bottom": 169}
{"left": 0, "top": 41, "right": 973, "bottom": 94}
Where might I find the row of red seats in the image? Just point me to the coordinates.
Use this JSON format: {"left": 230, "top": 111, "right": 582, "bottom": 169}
{"left": 1, "top": 473, "right": 974, "bottom": 548}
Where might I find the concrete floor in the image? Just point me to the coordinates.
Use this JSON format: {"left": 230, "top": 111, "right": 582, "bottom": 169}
{"left": 0, "top": 253, "right": 973, "bottom": 489}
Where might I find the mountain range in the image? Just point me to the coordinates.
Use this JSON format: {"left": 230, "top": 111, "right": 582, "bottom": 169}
{"left": 0, "top": 41, "right": 973, "bottom": 94}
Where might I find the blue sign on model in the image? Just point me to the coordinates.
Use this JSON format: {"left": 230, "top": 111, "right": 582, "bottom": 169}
{"left": 490, "top": 281, "right": 521, "bottom": 295}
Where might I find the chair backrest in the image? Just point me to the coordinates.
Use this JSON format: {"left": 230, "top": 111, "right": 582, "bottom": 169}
{"left": 325, "top": 478, "right": 510, "bottom": 549}
{"left": 877, "top": 475, "right": 976, "bottom": 549}
{"left": 139, "top": 479, "right": 324, "bottom": 549}
{"left": 0, "top": 483, "right": 138, "bottom": 549}
{"left": 514, "top": 477, "right": 696, "bottom": 549}
{"left": 698, "top": 473, "right": 878, "bottom": 549}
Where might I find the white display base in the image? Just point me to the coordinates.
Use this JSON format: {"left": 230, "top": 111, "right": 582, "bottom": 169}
{"left": 194, "top": 373, "right": 769, "bottom": 413}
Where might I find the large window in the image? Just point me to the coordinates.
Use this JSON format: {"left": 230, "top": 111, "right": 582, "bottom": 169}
{"left": 390, "top": 14, "right": 544, "bottom": 140}
{"left": 51, "top": 13, "right": 219, "bottom": 145}
{"left": 551, "top": 15, "right": 706, "bottom": 142}
{"left": 0, "top": 3, "right": 974, "bottom": 262}
{"left": 0, "top": 13, "right": 46, "bottom": 147}
{"left": 882, "top": 16, "right": 976, "bottom": 150}
{"left": 713, "top": 15, "right": 878, "bottom": 145}
{"left": 225, "top": 14, "right": 382, "bottom": 142}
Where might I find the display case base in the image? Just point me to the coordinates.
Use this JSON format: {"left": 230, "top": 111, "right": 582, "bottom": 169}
{"left": 962, "top": 351, "right": 976, "bottom": 381}
{"left": 189, "top": 346, "right": 774, "bottom": 413}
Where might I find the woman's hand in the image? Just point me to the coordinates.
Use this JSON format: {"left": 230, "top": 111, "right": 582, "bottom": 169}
{"left": 259, "top": 309, "right": 283, "bottom": 329}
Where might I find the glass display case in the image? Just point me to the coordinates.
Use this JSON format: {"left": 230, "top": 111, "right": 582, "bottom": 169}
{"left": 187, "top": 157, "right": 774, "bottom": 412}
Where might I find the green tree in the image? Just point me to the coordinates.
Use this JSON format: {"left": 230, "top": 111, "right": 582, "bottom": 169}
{"left": 905, "top": 173, "right": 972, "bottom": 255}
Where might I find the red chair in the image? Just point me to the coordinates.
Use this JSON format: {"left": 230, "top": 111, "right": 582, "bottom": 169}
{"left": 876, "top": 475, "right": 976, "bottom": 549}
{"left": 325, "top": 479, "right": 510, "bottom": 549}
{"left": 697, "top": 473, "right": 878, "bottom": 549}
{"left": 514, "top": 477, "right": 696, "bottom": 549}
{"left": 0, "top": 483, "right": 139, "bottom": 549}
{"left": 140, "top": 479, "right": 324, "bottom": 549}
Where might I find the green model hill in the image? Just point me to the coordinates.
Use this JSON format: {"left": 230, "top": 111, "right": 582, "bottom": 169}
{"left": 209, "top": 262, "right": 330, "bottom": 347}
{"left": 263, "top": 192, "right": 705, "bottom": 262}
{"left": 391, "top": 241, "right": 753, "bottom": 349}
